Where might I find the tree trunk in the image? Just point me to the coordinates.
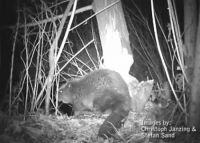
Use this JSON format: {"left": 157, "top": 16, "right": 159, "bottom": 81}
{"left": 184, "top": 0, "right": 200, "bottom": 136}
{"left": 92, "top": 0, "right": 133, "bottom": 81}
{"left": 189, "top": 2, "right": 200, "bottom": 132}
{"left": 184, "top": 0, "right": 197, "bottom": 82}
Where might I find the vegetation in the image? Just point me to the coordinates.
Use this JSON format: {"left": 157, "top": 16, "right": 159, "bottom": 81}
{"left": 0, "top": 0, "right": 199, "bottom": 142}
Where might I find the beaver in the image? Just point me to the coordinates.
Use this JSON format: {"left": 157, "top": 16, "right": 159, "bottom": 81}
{"left": 58, "top": 69, "right": 131, "bottom": 138}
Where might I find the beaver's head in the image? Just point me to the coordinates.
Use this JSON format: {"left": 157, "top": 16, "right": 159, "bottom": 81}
{"left": 58, "top": 83, "right": 73, "bottom": 104}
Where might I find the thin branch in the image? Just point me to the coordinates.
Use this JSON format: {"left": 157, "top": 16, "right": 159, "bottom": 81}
{"left": 9, "top": 10, "right": 20, "bottom": 116}
{"left": 11, "top": 5, "right": 92, "bottom": 29}
{"left": 151, "top": 0, "right": 186, "bottom": 114}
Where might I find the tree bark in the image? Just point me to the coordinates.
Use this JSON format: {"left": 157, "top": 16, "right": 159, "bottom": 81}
{"left": 184, "top": 0, "right": 197, "bottom": 82}
{"left": 189, "top": 2, "right": 200, "bottom": 132}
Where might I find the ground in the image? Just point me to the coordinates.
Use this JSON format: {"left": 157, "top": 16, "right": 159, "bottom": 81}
{"left": 0, "top": 100, "right": 192, "bottom": 143}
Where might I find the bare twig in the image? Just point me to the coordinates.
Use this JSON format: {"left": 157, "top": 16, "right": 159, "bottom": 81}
{"left": 9, "top": 9, "right": 20, "bottom": 116}
{"left": 151, "top": 0, "right": 186, "bottom": 114}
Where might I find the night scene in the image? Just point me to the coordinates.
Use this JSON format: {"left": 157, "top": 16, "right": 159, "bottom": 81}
{"left": 0, "top": 0, "right": 199, "bottom": 142}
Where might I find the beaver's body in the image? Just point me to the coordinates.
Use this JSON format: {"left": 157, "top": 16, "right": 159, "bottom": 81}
{"left": 58, "top": 69, "right": 131, "bottom": 138}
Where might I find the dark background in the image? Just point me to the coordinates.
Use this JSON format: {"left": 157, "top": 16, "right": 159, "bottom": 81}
{"left": 0, "top": 0, "right": 17, "bottom": 99}
{"left": 0, "top": 0, "right": 183, "bottom": 100}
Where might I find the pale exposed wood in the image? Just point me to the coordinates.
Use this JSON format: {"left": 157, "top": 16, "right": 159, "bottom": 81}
{"left": 92, "top": 0, "right": 133, "bottom": 82}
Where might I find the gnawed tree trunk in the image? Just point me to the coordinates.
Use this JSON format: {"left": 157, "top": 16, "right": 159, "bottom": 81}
{"left": 92, "top": 0, "right": 133, "bottom": 82}
{"left": 92, "top": 0, "right": 152, "bottom": 113}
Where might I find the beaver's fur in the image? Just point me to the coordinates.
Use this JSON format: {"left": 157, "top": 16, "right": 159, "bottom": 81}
{"left": 58, "top": 69, "right": 131, "bottom": 138}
